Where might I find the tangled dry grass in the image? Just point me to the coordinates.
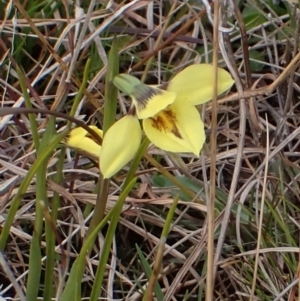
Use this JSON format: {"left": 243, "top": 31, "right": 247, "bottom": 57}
{"left": 1, "top": 0, "right": 300, "bottom": 300}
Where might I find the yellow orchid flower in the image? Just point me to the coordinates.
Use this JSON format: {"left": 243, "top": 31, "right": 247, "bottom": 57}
{"left": 64, "top": 126, "right": 103, "bottom": 160}
{"left": 99, "top": 64, "right": 234, "bottom": 178}
{"left": 140, "top": 64, "right": 234, "bottom": 154}
{"left": 112, "top": 64, "right": 234, "bottom": 152}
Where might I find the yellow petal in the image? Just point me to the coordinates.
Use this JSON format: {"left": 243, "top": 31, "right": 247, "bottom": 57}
{"left": 132, "top": 85, "right": 176, "bottom": 119}
{"left": 100, "top": 115, "right": 142, "bottom": 178}
{"left": 64, "top": 126, "right": 102, "bottom": 160}
{"left": 167, "top": 64, "right": 234, "bottom": 105}
{"left": 114, "top": 73, "right": 176, "bottom": 119}
{"left": 143, "top": 103, "right": 205, "bottom": 155}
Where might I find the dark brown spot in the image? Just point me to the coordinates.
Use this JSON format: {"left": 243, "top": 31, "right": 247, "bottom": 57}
{"left": 85, "top": 133, "right": 102, "bottom": 145}
{"left": 164, "top": 109, "right": 176, "bottom": 122}
{"left": 152, "top": 115, "right": 165, "bottom": 131}
{"left": 151, "top": 109, "right": 182, "bottom": 139}
{"left": 128, "top": 105, "right": 137, "bottom": 116}
{"left": 160, "top": 82, "right": 168, "bottom": 90}
{"left": 171, "top": 126, "right": 182, "bottom": 139}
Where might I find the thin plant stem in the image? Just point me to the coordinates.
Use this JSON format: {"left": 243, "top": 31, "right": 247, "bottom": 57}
{"left": 89, "top": 138, "right": 150, "bottom": 300}
{"left": 86, "top": 38, "right": 119, "bottom": 237}
{"left": 206, "top": 0, "right": 220, "bottom": 299}
{"left": 0, "top": 131, "right": 68, "bottom": 250}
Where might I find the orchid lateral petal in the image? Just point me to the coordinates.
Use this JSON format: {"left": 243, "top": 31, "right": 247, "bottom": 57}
{"left": 100, "top": 114, "right": 142, "bottom": 179}
{"left": 167, "top": 64, "right": 235, "bottom": 105}
{"left": 64, "top": 126, "right": 103, "bottom": 160}
{"left": 114, "top": 73, "right": 176, "bottom": 119}
{"left": 143, "top": 103, "right": 205, "bottom": 155}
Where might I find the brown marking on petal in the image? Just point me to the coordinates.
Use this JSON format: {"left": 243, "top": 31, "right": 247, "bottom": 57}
{"left": 171, "top": 126, "right": 182, "bottom": 139}
{"left": 164, "top": 110, "right": 176, "bottom": 122}
{"left": 151, "top": 115, "right": 163, "bottom": 131}
{"left": 151, "top": 109, "right": 183, "bottom": 139}
{"left": 128, "top": 105, "right": 137, "bottom": 116}
{"left": 86, "top": 133, "right": 102, "bottom": 145}
{"left": 63, "top": 131, "right": 82, "bottom": 144}
{"left": 133, "top": 85, "right": 162, "bottom": 109}
{"left": 164, "top": 110, "right": 182, "bottom": 138}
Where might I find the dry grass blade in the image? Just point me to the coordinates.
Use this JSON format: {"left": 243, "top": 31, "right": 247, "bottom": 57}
{"left": 206, "top": 0, "right": 221, "bottom": 299}
{"left": 250, "top": 116, "right": 270, "bottom": 300}
{"left": 0, "top": 252, "right": 26, "bottom": 301}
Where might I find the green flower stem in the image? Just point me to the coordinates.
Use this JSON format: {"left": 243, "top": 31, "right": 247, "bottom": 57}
{"left": 86, "top": 39, "right": 118, "bottom": 238}
{"left": 86, "top": 176, "right": 109, "bottom": 237}
{"left": 89, "top": 137, "right": 150, "bottom": 300}
{"left": 59, "top": 177, "right": 136, "bottom": 301}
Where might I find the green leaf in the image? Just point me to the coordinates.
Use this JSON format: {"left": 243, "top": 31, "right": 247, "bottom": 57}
{"left": 136, "top": 245, "right": 164, "bottom": 301}
{"left": 26, "top": 235, "right": 42, "bottom": 301}
{"left": 249, "top": 49, "right": 265, "bottom": 72}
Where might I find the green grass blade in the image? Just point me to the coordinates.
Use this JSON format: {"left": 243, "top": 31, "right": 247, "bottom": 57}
{"left": 43, "top": 122, "right": 64, "bottom": 301}
{"left": 68, "top": 58, "right": 91, "bottom": 121}
{"left": 102, "top": 37, "right": 119, "bottom": 134}
{"left": 89, "top": 178, "right": 137, "bottom": 301}
{"left": 87, "top": 38, "right": 119, "bottom": 236}
{"left": 26, "top": 119, "right": 56, "bottom": 301}
{"left": 59, "top": 178, "right": 137, "bottom": 301}
{"left": 17, "top": 66, "right": 40, "bottom": 149}
{"left": 88, "top": 137, "right": 150, "bottom": 300}
{"left": 136, "top": 245, "right": 164, "bottom": 301}
{"left": 26, "top": 234, "right": 42, "bottom": 301}
{"left": 0, "top": 131, "right": 68, "bottom": 251}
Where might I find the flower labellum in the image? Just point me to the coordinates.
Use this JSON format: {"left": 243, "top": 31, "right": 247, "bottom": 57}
{"left": 143, "top": 102, "right": 205, "bottom": 155}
